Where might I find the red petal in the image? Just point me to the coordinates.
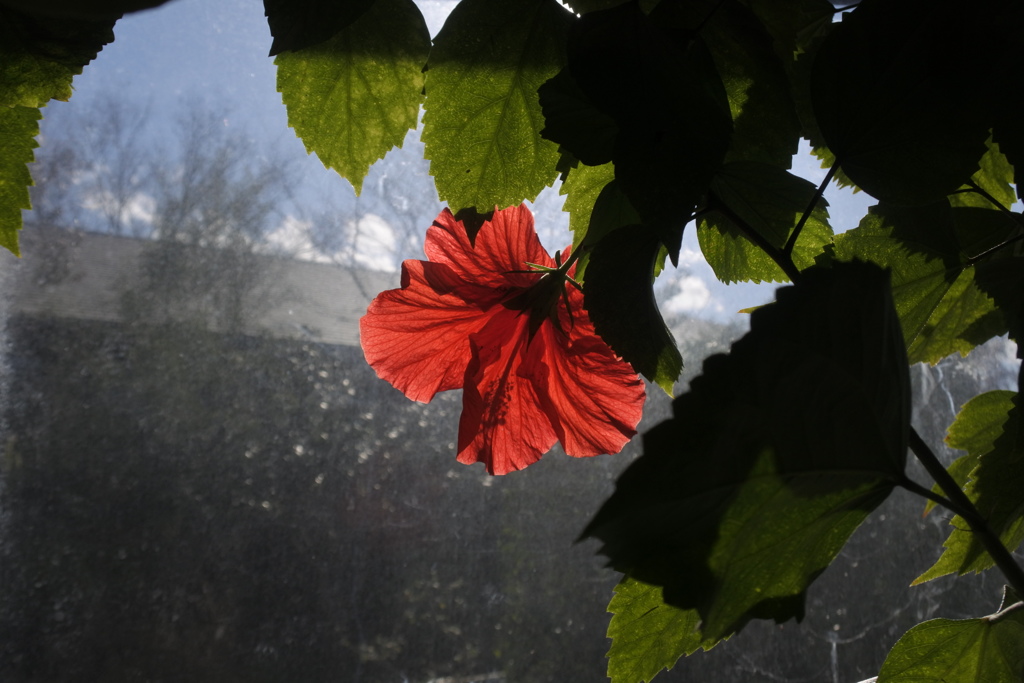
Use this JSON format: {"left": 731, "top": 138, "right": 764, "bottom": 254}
{"left": 524, "top": 320, "right": 646, "bottom": 458}
{"left": 360, "top": 259, "right": 498, "bottom": 402}
{"left": 427, "top": 206, "right": 553, "bottom": 291}
{"left": 364, "top": 204, "right": 644, "bottom": 474}
{"left": 457, "top": 309, "right": 558, "bottom": 475}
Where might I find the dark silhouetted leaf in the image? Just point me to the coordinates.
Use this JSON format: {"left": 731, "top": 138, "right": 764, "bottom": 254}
{"left": 564, "top": 0, "right": 633, "bottom": 13}
{"left": 993, "top": 80, "right": 1024, "bottom": 201}
{"left": 744, "top": 0, "right": 834, "bottom": 60}
{"left": 781, "top": 13, "right": 853, "bottom": 188}
{"left": 611, "top": 43, "right": 731, "bottom": 257}
{"left": 539, "top": 67, "right": 617, "bottom": 166}
{"left": 584, "top": 224, "right": 681, "bottom": 394}
{"left": 584, "top": 260, "right": 909, "bottom": 641}
{"left": 276, "top": 0, "right": 429, "bottom": 194}
{"left": 0, "top": 5, "right": 115, "bottom": 108}
{"left": 660, "top": 0, "right": 800, "bottom": 167}
{"left": 566, "top": 2, "right": 732, "bottom": 259}
{"left": 265, "top": 0, "right": 375, "bottom": 55}
{"left": 1, "top": 0, "right": 168, "bottom": 20}
{"left": 811, "top": 0, "right": 1019, "bottom": 205}
{"left": 972, "top": 256, "right": 1024, "bottom": 345}
{"left": 582, "top": 179, "right": 640, "bottom": 248}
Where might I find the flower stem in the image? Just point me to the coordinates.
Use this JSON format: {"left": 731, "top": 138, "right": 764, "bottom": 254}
{"left": 907, "top": 425, "right": 1024, "bottom": 596}
{"left": 561, "top": 244, "right": 585, "bottom": 271}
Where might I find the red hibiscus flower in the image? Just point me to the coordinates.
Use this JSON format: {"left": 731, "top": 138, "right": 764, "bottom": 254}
{"left": 359, "top": 204, "right": 646, "bottom": 475}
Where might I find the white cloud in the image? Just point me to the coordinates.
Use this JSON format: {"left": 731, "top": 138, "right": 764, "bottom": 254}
{"left": 664, "top": 275, "right": 721, "bottom": 315}
{"left": 82, "top": 190, "right": 156, "bottom": 228}
{"left": 264, "top": 215, "right": 329, "bottom": 262}
{"left": 349, "top": 214, "right": 397, "bottom": 271}
{"left": 676, "top": 246, "right": 704, "bottom": 267}
{"left": 265, "top": 213, "right": 399, "bottom": 272}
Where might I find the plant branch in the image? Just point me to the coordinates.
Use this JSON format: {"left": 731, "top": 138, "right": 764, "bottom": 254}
{"left": 897, "top": 476, "right": 970, "bottom": 519}
{"left": 708, "top": 195, "right": 803, "bottom": 282}
{"left": 965, "top": 180, "right": 1021, "bottom": 220}
{"left": 966, "top": 233, "right": 1024, "bottom": 266}
{"left": 693, "top": 0, "right": 728, "bottom": 34}
{"left": 955, "top": 180, "right": 1024, "bottom": 264}
{"left": 989, "top": 599, "right": 1023, "bottom": 623}
{"left": 908, "top": 426, "right": 1024, "bottom": 596}
{"left": 784, "top": 163, "right": 836, "bottom": 257}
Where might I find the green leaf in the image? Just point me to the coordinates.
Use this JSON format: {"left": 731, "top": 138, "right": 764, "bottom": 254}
{"left": 584, "top": 261, "right": 909, "bottom": 641}
{"left": 810, "top": 0, "right": 1016, "bottom": 205}
{"left": 276, "top": 0, "right": 429, "bottom": 195}
{"left": 833, "top": 202, "right": 1021, "bottom": 364}
{"left": 422, "top": 0, "right": 571, "bottom": 212}
{"left": 0, "top": 6, "right": 116, "bottom": 108}
{"left": 559, "top": 160, "right": 615, "bottom": 248}
{"left": 916, "top": 390, "right": 1024, "bottom": 582}
{"left": 0, "top": 105, "right": 40, "bottom": 255}
{"left": 584, "top": 224, "right": 681, "bottom": 394}
{"left": 948, "top": 136, "right": 1017, "bottom": 211}
{"left": 948, "top": 391, "right": 1017, "bottom": 457}
{"left": 922, "top": 390, "right": 1015, "bottom": 518}
{"left": 264, "top": 0, "right": 374, "bottom": 56}
{"left": 876, "top": 605, "right": 1024, "bottom": 683}
{"left": 607, "top": 577, "right": 720, "bottom": 683}
{"left": 698, "top": 161, "right": 832, "bottom": 283}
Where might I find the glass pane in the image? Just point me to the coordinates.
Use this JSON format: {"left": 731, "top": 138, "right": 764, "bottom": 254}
{"left": 1, "top": 2, "right": 1018, "bottom": 682}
